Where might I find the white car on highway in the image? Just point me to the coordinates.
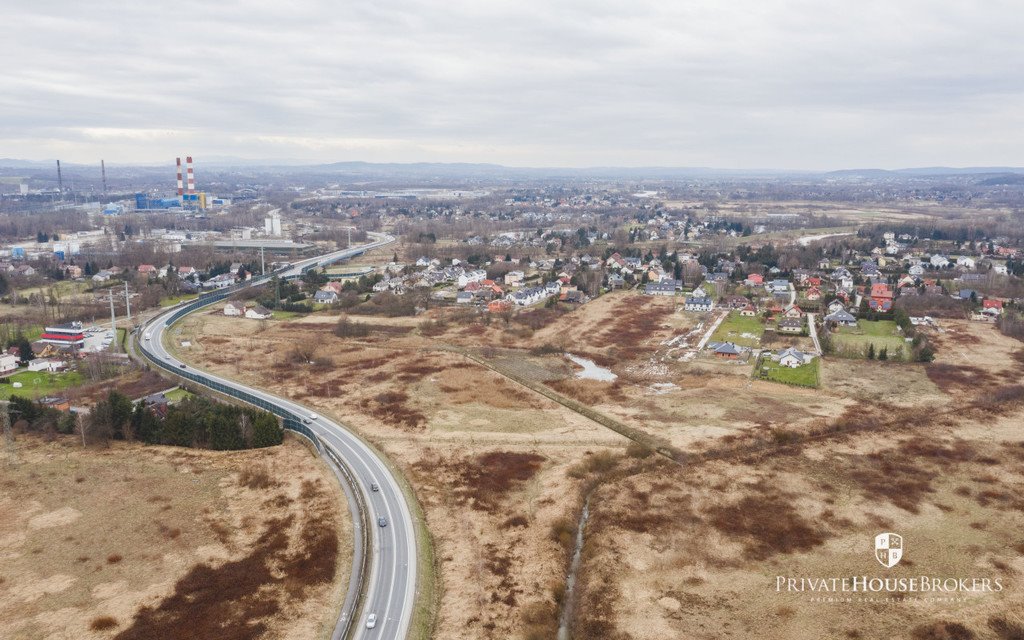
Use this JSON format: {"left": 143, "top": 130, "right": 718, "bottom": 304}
{"left": 366, "top": 613, "right": 377, "bottom": 629}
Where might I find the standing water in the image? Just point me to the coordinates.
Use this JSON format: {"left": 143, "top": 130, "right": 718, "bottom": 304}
{"left": 557, "top": 495, "right": 591, "bottom": 640}
{"left": 565, "top": 354, "right": 617, "bottom": 381}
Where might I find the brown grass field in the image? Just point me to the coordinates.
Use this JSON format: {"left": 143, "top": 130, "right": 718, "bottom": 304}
{"left": 173, "top": 296, "right": 1024, "bottom": 639}
{"left": 0, "top": 435, "right": 351, "bottom": 640}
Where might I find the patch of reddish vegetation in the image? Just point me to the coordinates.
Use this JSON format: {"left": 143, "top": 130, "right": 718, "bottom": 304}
{"left": 926, "top": 363, "right": 995, "bottom": 393}
{"left": 705, "top": 484, "right": 832, "bottom": 560}
{"left": 358, "top": 390, "right": 427, "bottom": 430}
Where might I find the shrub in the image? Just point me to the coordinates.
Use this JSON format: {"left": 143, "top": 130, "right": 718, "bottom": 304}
{"left": 90, "top": 616, "right": 118, "bottom": 631}
{"left": 237, "top": 466, "right": 278, "bottom": 490}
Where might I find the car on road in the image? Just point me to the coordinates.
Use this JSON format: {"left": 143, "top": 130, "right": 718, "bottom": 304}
{"left": 378, "top": 517, "right": 388, "bottom": 527}
{"left": 179, "top": 363, "right": 187, "bottom": 369}
{"left": 366, "top": 613, "right": 377, "bottom": 629}
{"left": 371, "top": 482, "right": 379, "bottom": 492}
{"left": 309, "top": 412, "right": 318, "bottom": 420}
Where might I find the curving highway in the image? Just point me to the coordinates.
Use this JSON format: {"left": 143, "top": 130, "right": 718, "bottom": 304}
{"left": 136, "top": 234, "right": 417, "bottom": 640}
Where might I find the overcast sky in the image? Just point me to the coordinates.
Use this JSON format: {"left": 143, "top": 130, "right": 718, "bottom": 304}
{"left": 2, "top": 0, "right": 1022, "bottom": 169}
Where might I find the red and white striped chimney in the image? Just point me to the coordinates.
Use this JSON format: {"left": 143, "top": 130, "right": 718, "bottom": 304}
{"left": 176, "top": 157, "right": 184, "bottom": 196}
{"left": 186, "top": 156, "right": 195, "bottom": 194}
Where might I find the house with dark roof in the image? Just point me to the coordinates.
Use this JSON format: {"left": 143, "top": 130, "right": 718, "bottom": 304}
{"left": 777, "top": 317, "right": 804, "bottom": 333}
{"left": 684, "top": 296, "right": 714, "bottom": 312}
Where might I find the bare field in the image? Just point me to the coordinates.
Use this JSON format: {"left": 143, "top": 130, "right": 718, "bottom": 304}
{"left": 0, "top": 435, "right": 351, "bottom": 640}
{"left": 573, "top": 405, "right": 1024, "bottom": 640}
{"left": 173, "top": 312, "right": 627, "bottom": 638}
{"left": 174, "top": 301, "right": 1024, "bottom": 639}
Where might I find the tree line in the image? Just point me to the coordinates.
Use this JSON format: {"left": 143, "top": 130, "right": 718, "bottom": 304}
{"left": 6, "top": 391, "right": 283, "bottom": 450}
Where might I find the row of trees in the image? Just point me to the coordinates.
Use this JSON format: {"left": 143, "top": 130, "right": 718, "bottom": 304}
{"left": 5, "top": 391, "right": 284, "bottom": 451}
{"left": 87, "top": 392, "right": 283, "bottom": 449}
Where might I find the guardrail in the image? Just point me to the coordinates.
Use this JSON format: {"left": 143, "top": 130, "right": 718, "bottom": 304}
{"left": 136, "top": 240, "right": 392, "bottom": 639}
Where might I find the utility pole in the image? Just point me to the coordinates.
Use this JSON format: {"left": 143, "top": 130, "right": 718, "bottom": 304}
{"left": 347, "top": 227, "right": 352, "bottom": 248}
{"left": 261, "top": 246, "right": 266, "bottom": 276}
{"left": 124, "top": 282, "right": 131, "bottom": 327}
{"left": 109, "top": 290, "right": 118, "bottom": 352}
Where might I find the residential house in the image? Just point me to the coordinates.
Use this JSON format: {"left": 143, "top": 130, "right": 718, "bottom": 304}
{"left": 245, "top": 305, "right": 273, "bottom": 320}
{"left": 744, "top": 273, "right": 764, "bottom": 286}
{"left": 313, "top": 290, "right": 339, "bottom": 304}
{"left": 827, "top": 300, "right": 847, "bottom": 314}
{"left": 504, "top": 270, "right": 525, "bottom": 286}
{"left": 607, "top": 274, "right": 625, "bottom": 289}
{"left": 64, "top": 265, "right": 82, "bottom": 278}
{"left": 777, "top": 318, "right": 804, "bottom": 333}
{"left": 930, "top": 254, "right": 950, "bottom": 268}
{"left": 956, "top": 256, "right": 976, "bottom": 269}
{"left": 92, "top": 270, "right": 112, "bottom": 283}
{"left": 909, "top": 264, "right": 925, "bottom": 276}
{"left": 224, "top": 301, "right": 246, "bottom": 316}
{"left": 782, "top": 304, "right": 804, "bottom": 318}
{"left": 712, "top": 342, "right": 742, "bottom": 359}
{"left": 137, "top": 264, "right": 157, "bottom": 276}
{"left": 16, "top": 265, "right": 35, "bottom": 277}
{"left": 0, "top": 353, "right": 18, "bottom": 374}
{"left": 455, "top": 292, "right": 474, "bottom": 304}
{"left": 28, "top": 359, "right": 63, "bottom": 372}
{"left": 766, "top": 279, "right": 791, "bottom": 294}
{"left": 644, "top": 283, "right": 676, "bottom": 296}
{"left": 739, "top": 304, "right": 759, "bottom": 317}
{"left": 982, "top": 299, "right": 1003, "bottom": 314}
{"left": 458, "top": 269, "right": 487, "bottom": 288}
{"left": 722, "top": 295, "right": 750, "bottom": 310}
{"left": 805, "top": 286, "right": 822, "bottom": 301}
{"left": 203, "top": 273, "right": 236, "bottom": 290}
{"left": 869, "top": 283, "right": 894, "bottom": 311}
{"left": 684, "top": 296, "right": 714, "bottom": 312}
{"left": 824, "top": 308, "right": 857, "bottom": 326}
{"left": 775, "top": 347, "right": 812, "bottom": 368}
{"left": 605, "top": 253, "right": 627, "bottom": 270}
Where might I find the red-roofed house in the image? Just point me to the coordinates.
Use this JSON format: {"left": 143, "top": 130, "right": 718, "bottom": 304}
{"left": 982, "top": 299, "right": 1004, "bottom": 313}
{"left": 869, "top": 283, "right": 894, "bottom": 311}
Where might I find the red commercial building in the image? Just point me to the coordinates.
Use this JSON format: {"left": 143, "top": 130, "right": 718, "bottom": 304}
{"left": 40, "top": 322, "right": 86, "bottom": 348}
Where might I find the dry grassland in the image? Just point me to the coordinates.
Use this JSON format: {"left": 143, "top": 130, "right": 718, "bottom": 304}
{"left": 0, "top": 435, "right": 350, "bottom": 640}
{"left": 176, "top": 295, "right": 1024, "bottom": 639}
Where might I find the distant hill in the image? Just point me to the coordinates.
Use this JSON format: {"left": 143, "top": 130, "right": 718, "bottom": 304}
{"left": 976, "top": 173, "right": 1024, "bottom": 186}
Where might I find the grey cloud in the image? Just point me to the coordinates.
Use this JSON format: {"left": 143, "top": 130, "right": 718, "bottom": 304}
{"left": 1, "top": 0, "right": 1023, "bottom": 168}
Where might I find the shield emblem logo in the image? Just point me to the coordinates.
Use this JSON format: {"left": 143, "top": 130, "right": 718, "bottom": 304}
{"left": 874, "top": 532, "right": 903, "bottom": 568}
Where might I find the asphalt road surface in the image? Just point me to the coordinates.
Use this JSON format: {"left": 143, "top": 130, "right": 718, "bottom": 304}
{"left": 138, "top": 234, "right": 416, "bottom": 640}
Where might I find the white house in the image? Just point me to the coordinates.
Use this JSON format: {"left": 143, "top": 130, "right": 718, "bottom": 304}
{"left": 245, "top": 305, "right": 273, "bottom": 320}
{"left": 684, "top": 296, "right": 714, "bottom": 312}
{"left": 956, "top": 256, "right": 976, "bottom": 269}
{"left": 203, "top": 273, "right": 236, "bottom": 290}
{"left": 930, "top": 254, "right": 950, "bottom": 268}
{"left": 458, "top": 269, "right": 487, "bottom": 288}
{"left": 28, "top": 359, "right": 63, "bottom": 372}
{"left": 314, "top": 290, "right": 339, "bottom": 304}
{"left": 224, "top": 301, "right": 245, "bottom": 316}
{"left": 0, "top": 353, "right": 18, "bottom": 374}
{"left": 775, "top": 347, "right": 813, "bottom": 368}
{"left": 909, "top": 264, "right": 925, "bottom": 276}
